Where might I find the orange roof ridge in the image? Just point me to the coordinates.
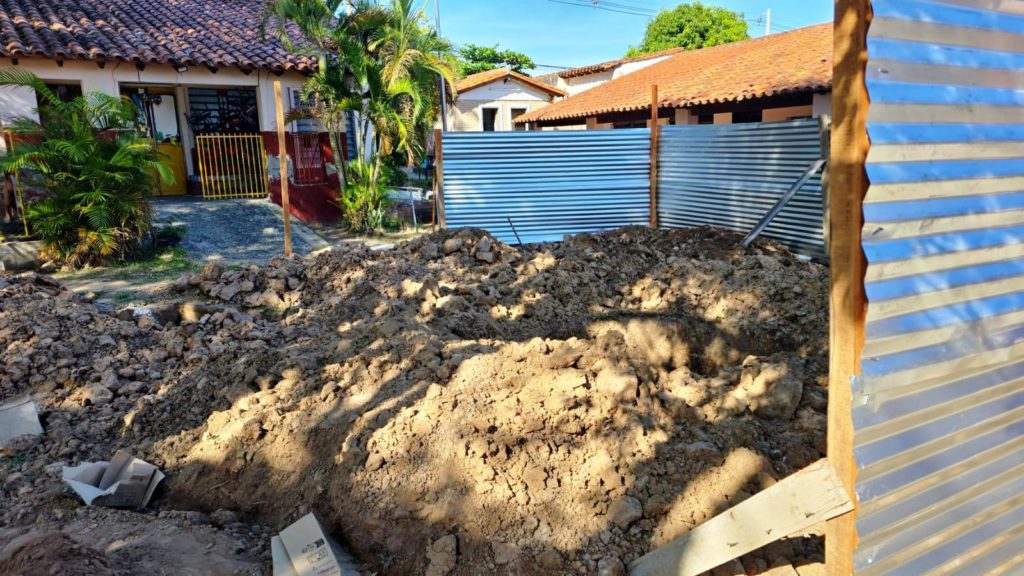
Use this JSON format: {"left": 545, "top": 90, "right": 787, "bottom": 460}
{"left": 517, "top": 22, "right": 833, "bottom": 125}
{"left": 456, "top": 68, "right": 567, "bottom": 97}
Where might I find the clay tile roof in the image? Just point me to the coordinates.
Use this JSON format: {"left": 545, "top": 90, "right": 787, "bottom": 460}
{"left": 456, "top": 68, "right": 566, "bottom": 98}
{"left": 0, "top": 0, "right": 317, "bottom": 73}
{"left": 557, "top": 46, "right": 686, "bottom": 79}
{"left": 516, "top": 23, "right": 833, "bottom": 125}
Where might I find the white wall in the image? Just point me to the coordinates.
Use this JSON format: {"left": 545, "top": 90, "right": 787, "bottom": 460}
{"left": 611, "top": 54, "right": 674, "bottom": 79}
{"left": 0, "top": 59, "right": 307, "bottom": 132}
{"left": 563, "top": 70, "right": 614, "bottom": 95}
{"left": 812, "top": 92, "right": 832, "bottom": 117}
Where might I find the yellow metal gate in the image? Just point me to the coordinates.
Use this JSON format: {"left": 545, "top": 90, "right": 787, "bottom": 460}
{"left": 196, "top": 134, "right": 269, "bottom": 199}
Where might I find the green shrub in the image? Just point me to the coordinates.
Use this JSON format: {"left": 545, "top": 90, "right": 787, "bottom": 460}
{"left": 339, "top": 157, "right": 389, "bottom": 233}
{"left": 0, "top": 69, "right": 170, "bottom": 267}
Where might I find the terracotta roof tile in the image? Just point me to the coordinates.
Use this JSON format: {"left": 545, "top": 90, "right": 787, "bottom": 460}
{"left": 0, "top": 0, "right": 316, "bottom": 72}
{"left": 457, "top": 68, "right": 566, "bottom": 98}
{"left": 517, "top": 23, "right": 832, "bottom": 125}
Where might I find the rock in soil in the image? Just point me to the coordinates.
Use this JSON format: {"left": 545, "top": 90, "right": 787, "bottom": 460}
{"left": 0, "top": 226, "right": 829, "bottom": 575}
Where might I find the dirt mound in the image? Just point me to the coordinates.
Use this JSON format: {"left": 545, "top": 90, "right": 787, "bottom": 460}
{"left": 0, "top": 226, "right": 829, "bottom": 575}
{"left": 0, "top": 531, "right": 114, "bottom": 576}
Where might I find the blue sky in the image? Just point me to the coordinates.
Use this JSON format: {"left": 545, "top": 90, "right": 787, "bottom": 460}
{"left": 429, "top": 0, "right": 834, "bottom": 74}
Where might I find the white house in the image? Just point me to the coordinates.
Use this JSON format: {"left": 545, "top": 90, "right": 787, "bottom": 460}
{"left": 448, "top": 69, "right": 566, "bottom": 132}
{"left": 0, "top": 0, "right": 344, "bottom": 222}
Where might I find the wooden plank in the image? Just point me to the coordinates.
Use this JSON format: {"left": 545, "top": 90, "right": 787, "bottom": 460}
{"left": 273, "top": 79, "right": 293, "bottom": 257}
{"left": 649, "top": 84, "right": 659, "bottom": 228}
{"left": 434, "top": 128, "right": 447, "bottom": 228}
{"left": 827, "top": 1, "right": 871, "bottom": 574}
{"left": 629, "top": 460, "right": 854, "bottom": 576}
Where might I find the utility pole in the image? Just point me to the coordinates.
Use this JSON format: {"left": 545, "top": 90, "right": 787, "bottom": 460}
{"left": 434, "top": 0, "right": 448, "bottom": 132}
{"left": 765, "top": 8, "right": 771, "bottom": 36}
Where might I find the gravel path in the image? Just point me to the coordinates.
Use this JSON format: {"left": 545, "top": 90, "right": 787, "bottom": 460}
{"left": 153, "top": 198, "right": 329, "bottom": 264}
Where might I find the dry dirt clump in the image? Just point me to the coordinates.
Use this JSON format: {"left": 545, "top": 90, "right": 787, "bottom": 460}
{"left": 0, "top": 226, "right": 829, "bottom": 575}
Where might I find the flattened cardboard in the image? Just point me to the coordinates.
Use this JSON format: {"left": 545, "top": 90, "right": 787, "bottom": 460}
{"left": 0, "top": 395, "right": 43, "bottom": 449}
{"left": 272, "top": 513, "right": 360, "bottom": 576}
{"left": 62, "top": 450, "right": 165, "bottom": 508}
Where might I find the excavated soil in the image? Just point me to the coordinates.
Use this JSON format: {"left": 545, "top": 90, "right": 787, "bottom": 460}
{"left": 1, "top": 226, "right": 829, "bottom": 575}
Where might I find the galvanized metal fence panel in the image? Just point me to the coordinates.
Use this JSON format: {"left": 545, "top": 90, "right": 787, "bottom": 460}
{"left": 441, "top": 130, "right": 650, "bottom": 244}
{"left": 856, "top": 1, "right": 1024, "bottom": 574}
{"left": 657, "top": 119, "right": 826, "bottom": 258}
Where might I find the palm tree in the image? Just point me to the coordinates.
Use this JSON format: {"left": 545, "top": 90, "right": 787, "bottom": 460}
{"left": 0, "top": 69, "right": 170, "bottom": 266}
{"left": 264, "top": 0, "right": 458, "bottom": 230}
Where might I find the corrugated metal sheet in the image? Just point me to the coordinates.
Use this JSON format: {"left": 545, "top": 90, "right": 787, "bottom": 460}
{"left": 441, "top": 130, "right": 650, "bottom": 244}
{"left": 855, "top": 1, "right": 1024, "bottom": 574}
{"left": 657, "top": 119, "right": 826, "bottom": 258}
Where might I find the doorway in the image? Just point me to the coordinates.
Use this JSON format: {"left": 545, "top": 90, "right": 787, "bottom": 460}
{"left": 122, "top": 85, "right": 187, "bottom": 196}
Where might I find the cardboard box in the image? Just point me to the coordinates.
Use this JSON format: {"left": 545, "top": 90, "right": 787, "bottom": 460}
{"left": 272, "top": 513, "right": 360, "bottom": 576}
{"left": 62, "top": 451, "right": 165, "bottom": 508}
{"left": 0, "top": 395, "right": 43, "bottom": 451}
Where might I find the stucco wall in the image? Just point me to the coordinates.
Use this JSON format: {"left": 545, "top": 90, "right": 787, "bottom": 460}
{"left": 0, "top": 59, "right": 307, "bottom": 132}
{"left": 449, "top": 78, "right": 554, "bottom": 132}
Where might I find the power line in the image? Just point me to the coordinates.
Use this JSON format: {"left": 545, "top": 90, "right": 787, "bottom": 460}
{"left": 547, "top": 0, "right": 657, "bottom": 17}
{"left": 549, "top": 1, "right": 805, "bottom": 32}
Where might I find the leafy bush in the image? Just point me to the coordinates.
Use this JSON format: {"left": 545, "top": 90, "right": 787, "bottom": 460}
{"left": 0, "top": 69, "right": 170, "bottom": 267}
{"left": 339, "top": 157, "right": 389, "bottom": 232}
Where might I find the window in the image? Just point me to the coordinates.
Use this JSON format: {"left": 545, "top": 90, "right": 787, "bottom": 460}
{"left": 290, "top": 88, "right": 319, "bottom": 133}
{"left": 36, "top": 82, "right": 82, "bottom": 107}
{"left": 697, "top": 114, "right": 714, "bottom": 125}
{"left": 345, "top": 111, "right": 358, "bottom": 160}
{"left": 510, "top": 108, "right": 528, "bottom": 131}
{"left": 613, "top": 120, "right": 647, "bottom": 129}
{"left": 186, "top": 87, "right": 260, "bottom": 135}
{"left": 733, "top": 110, "right": 763, "bottom": 124}
{"left": 481, "top": 108, "right": 499, "bottom": 132}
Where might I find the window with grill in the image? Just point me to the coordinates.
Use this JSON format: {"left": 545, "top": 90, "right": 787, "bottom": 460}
{"left": 186, "top": 88, "right": 260, "bottom": 135}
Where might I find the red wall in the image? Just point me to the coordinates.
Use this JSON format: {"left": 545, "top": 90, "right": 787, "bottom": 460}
{"left": 262, "top": 131, "right": 343, "bottom": 224}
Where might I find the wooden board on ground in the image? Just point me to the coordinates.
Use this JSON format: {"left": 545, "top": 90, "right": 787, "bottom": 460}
{"left": 629, "top": 460, "right": 853, "bottom": 576}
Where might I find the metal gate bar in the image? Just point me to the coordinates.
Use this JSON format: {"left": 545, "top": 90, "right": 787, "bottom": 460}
{"left": 196, "top": 134, "right": 269, "bottom": 199}
{"left": 292, "top": 133, "right": 326, "bottom": 184}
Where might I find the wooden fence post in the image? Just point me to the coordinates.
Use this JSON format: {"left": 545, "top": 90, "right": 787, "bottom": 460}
{"left": 649, "top": 84, "right": 659, "bottom": 228}
{"left": 827, "top": 1, "right": 870, "bottom": 574}
{"left": 434, "top": 128, "right": 446, "bottom": 228}
{"left": 273, "top": 79, "right": 293, "bottom": 257}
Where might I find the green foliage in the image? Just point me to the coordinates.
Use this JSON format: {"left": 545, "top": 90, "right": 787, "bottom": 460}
{"left": 264, "top": 0, "right": 458, "bottom": 214}
{"left": 382, "top": 154, "right": 409, "bottom": 187}
{"left": 626, "top": 2, "right": 748, "bottom": 57}
{"left": 457, "top": 43, "right": 536, "bottom": 76}
{"left": 0, "top": 69, "right": 170, "bottom": 268}
{"left": 339, "top": 158, "right": 390, "bottom": 232}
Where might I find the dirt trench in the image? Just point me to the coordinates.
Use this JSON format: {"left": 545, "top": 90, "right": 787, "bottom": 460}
{"left": 1, "top": 226, "right": 829, "bottom": 575}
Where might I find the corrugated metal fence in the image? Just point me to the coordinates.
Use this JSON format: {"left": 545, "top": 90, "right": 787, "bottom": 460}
{"left": 441, "top": 130, "right": 651, "bottom": 243}
{"left": 855, "top": 1, "right": 1024, "bottom": 574}
{"left": 440, "top": 119, "right": 826, "bottom": 255}
{"left": 658, "top": 120, "right": 827, "bottom": 257}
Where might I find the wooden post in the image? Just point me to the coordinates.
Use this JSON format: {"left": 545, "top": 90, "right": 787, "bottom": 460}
{"left": 433, "top": 128, "right": 446, "bottom": 228}
{"left": 273, "top": 79, "right": 293, "bottom": 257}
{"left": 827, "top": 1, "right": 870, "bottom": 574}
{"left": 649, "top": 84, "right": 659, "bottom": 228}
